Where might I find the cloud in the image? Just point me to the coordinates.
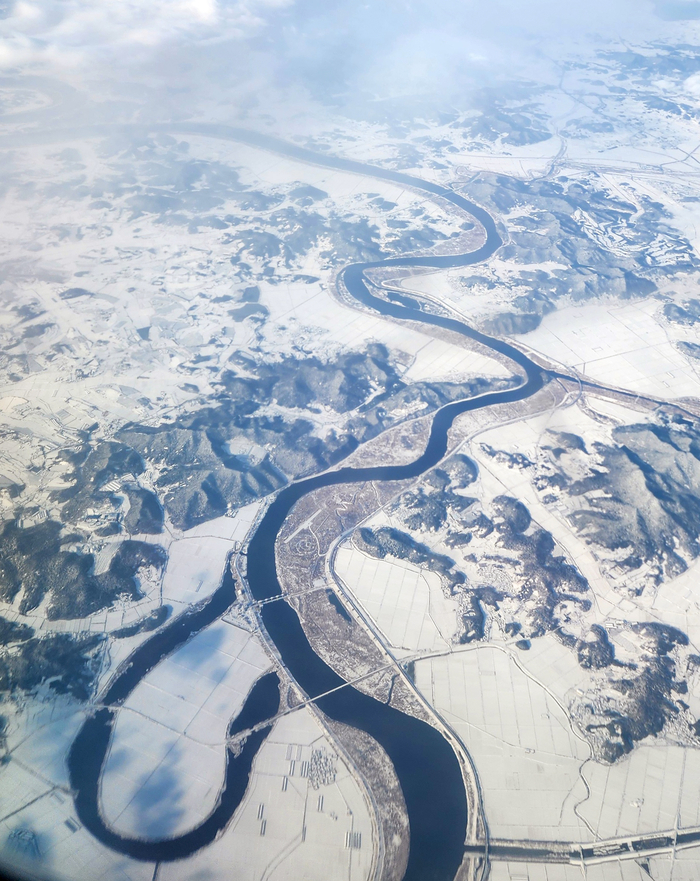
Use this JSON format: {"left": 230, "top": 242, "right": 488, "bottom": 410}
{"left": 655, "top": 0, "right": 700, "bottom": 20}
{"left": 0, "top": 0, "right": 693, "bottom": 118}
{"left": 262, "top": 0, "right": 665, "bottom": 106}
{"left": 0, "top": 0, "right": 664, "bottom": 76}
{"left": 0, "top": 0, "right": 290, "bottom": 70}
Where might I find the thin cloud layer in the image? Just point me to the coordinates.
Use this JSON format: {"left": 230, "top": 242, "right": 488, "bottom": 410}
{"left": 0, "top": 0, "right": 696, "bottom": 116}
{"left": 265, "top": 0, "right": 668, "bottom": 104}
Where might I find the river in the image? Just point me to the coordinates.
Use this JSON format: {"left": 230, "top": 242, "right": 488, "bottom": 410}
{"left": 67, "top": 126, "right": 546, "bottom": 881}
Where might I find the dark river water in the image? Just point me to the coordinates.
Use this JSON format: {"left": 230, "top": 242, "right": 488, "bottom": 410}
{"left": 67, "top": 126, "right": 545, "bottom": 881}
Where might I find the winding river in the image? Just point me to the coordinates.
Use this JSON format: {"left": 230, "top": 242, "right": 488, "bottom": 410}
{"left": 67, "top": 127, "right": 547, "bottom": 881}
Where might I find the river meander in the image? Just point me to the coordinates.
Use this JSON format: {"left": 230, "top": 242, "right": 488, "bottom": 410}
{"left": 67, "top": 126, "right": 546, "bottom": 881}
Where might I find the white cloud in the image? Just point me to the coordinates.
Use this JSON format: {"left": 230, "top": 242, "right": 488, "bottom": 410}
{"left": 0, "top": 0, "right": 290, "bottom": 70}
